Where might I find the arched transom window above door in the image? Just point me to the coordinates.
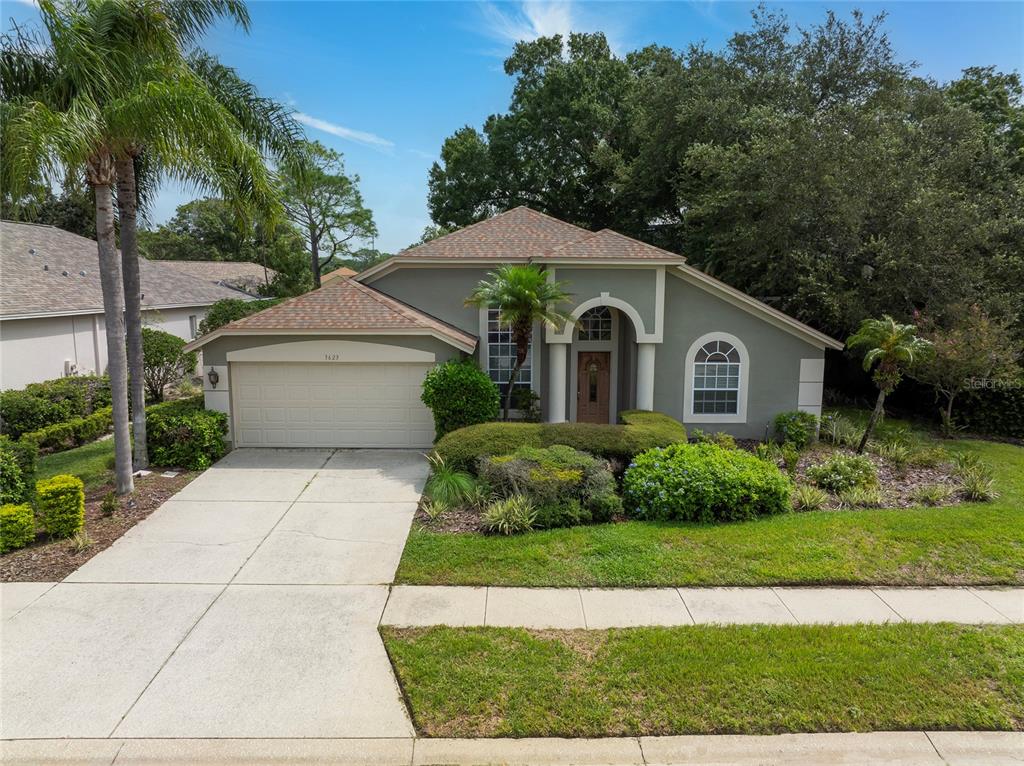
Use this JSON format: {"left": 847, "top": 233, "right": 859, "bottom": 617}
{"left": 693, "top": 339, "right": 741, "bottom": 415}
{"left": 578, "top": 306, "right": 612, "bottom": 341}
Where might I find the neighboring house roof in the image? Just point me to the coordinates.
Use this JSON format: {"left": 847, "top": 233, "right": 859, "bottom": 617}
{"left": 1, "top": 220, "right": 250, "bottom": 319}
{"left": 321, "top": 266, "right": 357, "bottom": 282}
{"left": 157, "top": 260, "right": 277, "bottom": 295}
{"left": 185, "top": 276, "right": 476, "bottom": 353}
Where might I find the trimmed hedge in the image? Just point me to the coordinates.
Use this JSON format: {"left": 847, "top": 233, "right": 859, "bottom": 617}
{"left": 0, "top": 503, "right": 35, "bottom": 552}
{"left": 1, "top": 376, "right": 111, "bottom": 439}
{"left": 623, "top": 442, "right": 792, "bottom": 523}
{"left": 435, "top": 410, "right": 688, "bottom": 472}
{"left": 20, "top": 407, "right": 113, "bottom": 453}
{"left": 0, "top": 437, "right": 36, "bottom": 504}
{"left": 148, "top": 404, "right": 228, "bottom": 470}
{"left": 421, "top": 359, "right": 500, "bottom": 439}
{"left": 36, "top": 474, "right": 85, "bottom": 539}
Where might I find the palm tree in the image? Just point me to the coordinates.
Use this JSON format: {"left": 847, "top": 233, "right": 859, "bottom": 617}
{"left": 847, "top": 315, "right": 933, "bottom": 453}
{"left": 2, "top": 0, "right": 279, "bottom": 493}
{"left": 466, "top": 264, "right": 574, "bottom": 420}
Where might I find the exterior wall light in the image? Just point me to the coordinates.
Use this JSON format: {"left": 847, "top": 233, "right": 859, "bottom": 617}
{"left": 207, "top": 367, "right": 220, "bottom": 388}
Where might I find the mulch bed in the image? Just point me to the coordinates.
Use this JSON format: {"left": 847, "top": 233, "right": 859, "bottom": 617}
{"left": 0, "top": 472, "right": 197, "bottom": 582}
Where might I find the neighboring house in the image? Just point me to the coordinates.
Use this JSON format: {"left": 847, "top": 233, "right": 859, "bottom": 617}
{"left": 157, "top": 260, "right": 278, "bottom": 295}
{"left": 0, "top": 220, "right": 252, "bottom": 390}
{"left": 186, "top": 207, "right": 842, "bottom": 448}
{"left": 320, "top": 266, "right": 357, "bottom": 285}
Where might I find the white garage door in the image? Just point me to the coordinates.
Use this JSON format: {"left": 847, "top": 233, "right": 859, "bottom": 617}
{"left": 232, "top": 362, "right": 435, "bottom": 448}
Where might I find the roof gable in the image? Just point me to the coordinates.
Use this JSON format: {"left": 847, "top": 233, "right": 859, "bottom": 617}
{"left": 187, "top": 276, "right": 476, "bottom": 352}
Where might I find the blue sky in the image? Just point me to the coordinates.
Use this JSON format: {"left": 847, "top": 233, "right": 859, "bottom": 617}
{"left": 6, "top": 0, "right": 1024, "bottom": 253}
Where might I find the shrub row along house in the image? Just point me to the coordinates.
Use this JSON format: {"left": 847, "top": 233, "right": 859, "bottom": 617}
{"left": 0, "top": 221, "right": 265, "bottom": 390}
{"left": 185, "top": 207, "right": 843, "bottom": 447}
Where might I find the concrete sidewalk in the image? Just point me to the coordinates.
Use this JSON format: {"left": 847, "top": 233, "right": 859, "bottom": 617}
{"left": 3, "top": 731, "right": 1022, "bottom": 765}
{"left": 381, "top": 585, "right": 1023, "bottom": 628}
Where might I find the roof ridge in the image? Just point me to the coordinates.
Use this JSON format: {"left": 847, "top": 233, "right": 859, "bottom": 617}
{"left": 536, "top": 229, "right": 601, "bottom": 259}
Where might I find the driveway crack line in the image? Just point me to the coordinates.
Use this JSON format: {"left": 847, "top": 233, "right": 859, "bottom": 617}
{"left": 922, "top": 731, "right": 945, "bottom": 763}
{"left": 675, "top": 588, "right": 695, "bottom": 625}
{"left": 871, "top": 588, "right": 908, "bottom": 622}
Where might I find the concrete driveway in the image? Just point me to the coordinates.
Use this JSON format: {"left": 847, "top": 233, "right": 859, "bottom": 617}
{"left": 0, "top": 449, "right": 426, "bottom": 740}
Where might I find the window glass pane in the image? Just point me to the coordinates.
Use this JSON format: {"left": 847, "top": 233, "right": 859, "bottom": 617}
{"left": 692, "top": 340, "right": 740, "bottom": 414}
{"left": 487, "top": 308, "right": 531, "bottom": 395}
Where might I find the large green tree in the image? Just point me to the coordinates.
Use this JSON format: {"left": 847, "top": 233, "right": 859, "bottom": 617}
{"left": 428, "top": 9, "right": 1024, "bottom": 341}
{"left": 140, "top": 197, "right": 310, "bottom": 295}
{"left": 278, "top": 140, "right": 377, "bottom": 287}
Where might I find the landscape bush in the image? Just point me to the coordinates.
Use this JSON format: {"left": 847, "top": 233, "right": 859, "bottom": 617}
{"left": 0, "top": 389, "right": 70, "bottom": 439}
{"left": 623, "top": 442, "right": 792, "bottom": 523}
{"left": 773, "top": 410, "right": 819, "bottom": 450}
{"left": 421, "top": 359, "right": 500, "bottom": 439}
{"left": 0, "top": 503, "right": 35, "bottom": 552}
{"left": 806, "top": 453, "right": 878, "bottom": 493}
{"left": 0, "top": 437, "right": 37, "bottom": 504}
{"left": 0, "top": 448, "right": 26, "bottom": 506}
{"left": 435, "top": 410, "right": 687, "bottom": 472}
{"left": 1, "top": 376, "right": 113, "bottom": 440}
{"left": 36, "top": 474, "right": 85, "bottom": 539}
{"left": 142, "top": 327, "right": 198, "bottom": 402}
{"left": 689, "top": 429, "right": 737, "bottom": 449}
{"left": 478, "top": 444, "right": 621, "bottom": 529}
{"left": 147, "top": 407, "right": 228, "bottom": 470}
{"left": 820, "top": 411, "right": 860, "bottom": 447}
{"left": 20, "top": 407, "right": 113, "bottom": 452}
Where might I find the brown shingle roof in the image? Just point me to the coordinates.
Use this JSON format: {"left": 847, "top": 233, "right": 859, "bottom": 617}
{"left": 1, "top": 221, "right": 249, "bottom": 318}
{"left": 537, "top": 228, "right": 685, "bottom": 262}
{"left": 206, "top": 277, "right": 476, "bottom": 351}
{"left": 399, "top": 206, "right": 592, "bottom": 261}
{"left": 157, "top": 260, "right": 277, "bottom": 294}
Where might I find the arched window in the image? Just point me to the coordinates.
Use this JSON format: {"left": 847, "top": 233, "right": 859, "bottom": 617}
{"left": 578, "top": 306, "right": 612, "bottom": 341}
{"left": 692, "top": 339, "right": 741, "bottom": 415}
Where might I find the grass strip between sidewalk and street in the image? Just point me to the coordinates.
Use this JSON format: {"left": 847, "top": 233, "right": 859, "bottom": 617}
{"left": 382, "top": 623, "right": 1024, "bottom": 738}
{"left": 395, "top": 440, "right": 1024, "bottom": 587}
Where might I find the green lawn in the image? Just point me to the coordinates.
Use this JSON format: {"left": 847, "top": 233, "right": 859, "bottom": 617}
{"left": 395, "top": 439, "right": 1024, "bottom": 586}
{"left": 383, "top": 624, "right": 1024, "bottom": 738}
{"left": 36, "top": 438, "right": 114, "bottom": 490}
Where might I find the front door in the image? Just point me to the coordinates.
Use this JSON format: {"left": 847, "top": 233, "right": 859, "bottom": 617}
{"left": 577, "top": 351, "right": 611, "bottom": 424}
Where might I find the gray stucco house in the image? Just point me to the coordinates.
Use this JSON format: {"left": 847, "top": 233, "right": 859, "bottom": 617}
{"left": 186, "top": 207, "right": 843, "bottom": 448}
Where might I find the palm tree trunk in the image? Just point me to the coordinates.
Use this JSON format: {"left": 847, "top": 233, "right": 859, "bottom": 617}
{"left": 857, "top": 389, "right": 886, "bottom": 454}
{"left": 115, "top": 153, "right": 148, "bottom": 470}
{"left": 503, "top": 332, "right": 530, "bottom": 421}
{"left": 91, "top": 161, "right": 134, "bottom": 495}
{"left": 503, "top": 362, "right": 522, "bottom": 421}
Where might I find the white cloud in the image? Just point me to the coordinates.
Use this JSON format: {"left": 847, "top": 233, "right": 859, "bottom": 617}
{"left": 475, "top": 0, "right": 630, "bottom": 55}
{"left": 293, "top": 111, "right": 394, "bottom": 151}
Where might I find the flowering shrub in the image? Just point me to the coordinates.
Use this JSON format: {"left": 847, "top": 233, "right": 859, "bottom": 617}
{"left": 806, "top": 453, "right": 877, "bottom": 493}
{"left": 623, "top": 442, "right": 791, "bottom": 523}
{"left": 478, "top": 444, "right": 621, "bottom": 528}
{"left": 773, "top": 411, "right": 819, "bottom": 450}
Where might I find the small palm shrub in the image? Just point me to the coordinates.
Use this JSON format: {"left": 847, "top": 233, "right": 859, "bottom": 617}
{"left": 876, "top": 440, "right": 911, "bottom": 475}
{"left": 424, "top": 453, "right": 475, "bottom": 505}
{"left": 791, "top": 484, "right": 828, "bottom": 511}
{"left": 421, "top": 359, "right": 501, "bottom": 440}
{"left": 421, "top": 498, "right": 449, "bottom": 522}
{"left": 36, "top": 474, "right": 85, "bottom": 539}
{"left": 806, "top": 454, "right": 877, "bottom": 493}
{"left": 478, "top": 445, "right": 620, "bottom": 529}
{"left": 911, "top": 483, "right": 954, "bottom": 506}
{"left": 0, "top": 503, "right": 35, "bottom": 552}
{"left": 958, "top": 470, "right": 999, "bottom": 502}
{"left": 820, "top": 412, "right": 860, "bottom": 448}
{"left": 482, "top": 495, "right": 536, "bottom": 535}
{"left": 623, "top": 442, "right": 791, "bottom": 523}
{"left": 837, "top": 485, "right": 885, "bottom": 509}
{"left": 773, "top": 411, "right": 819, "bottom": 450}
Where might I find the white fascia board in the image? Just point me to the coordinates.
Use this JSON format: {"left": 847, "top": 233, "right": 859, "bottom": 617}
{"left": 1, "top": 302, "right": 220, "bottom": 322}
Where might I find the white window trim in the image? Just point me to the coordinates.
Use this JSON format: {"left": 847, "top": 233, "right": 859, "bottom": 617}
{"left": 683, "top": 331, "right": 749, "bottom": 424}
